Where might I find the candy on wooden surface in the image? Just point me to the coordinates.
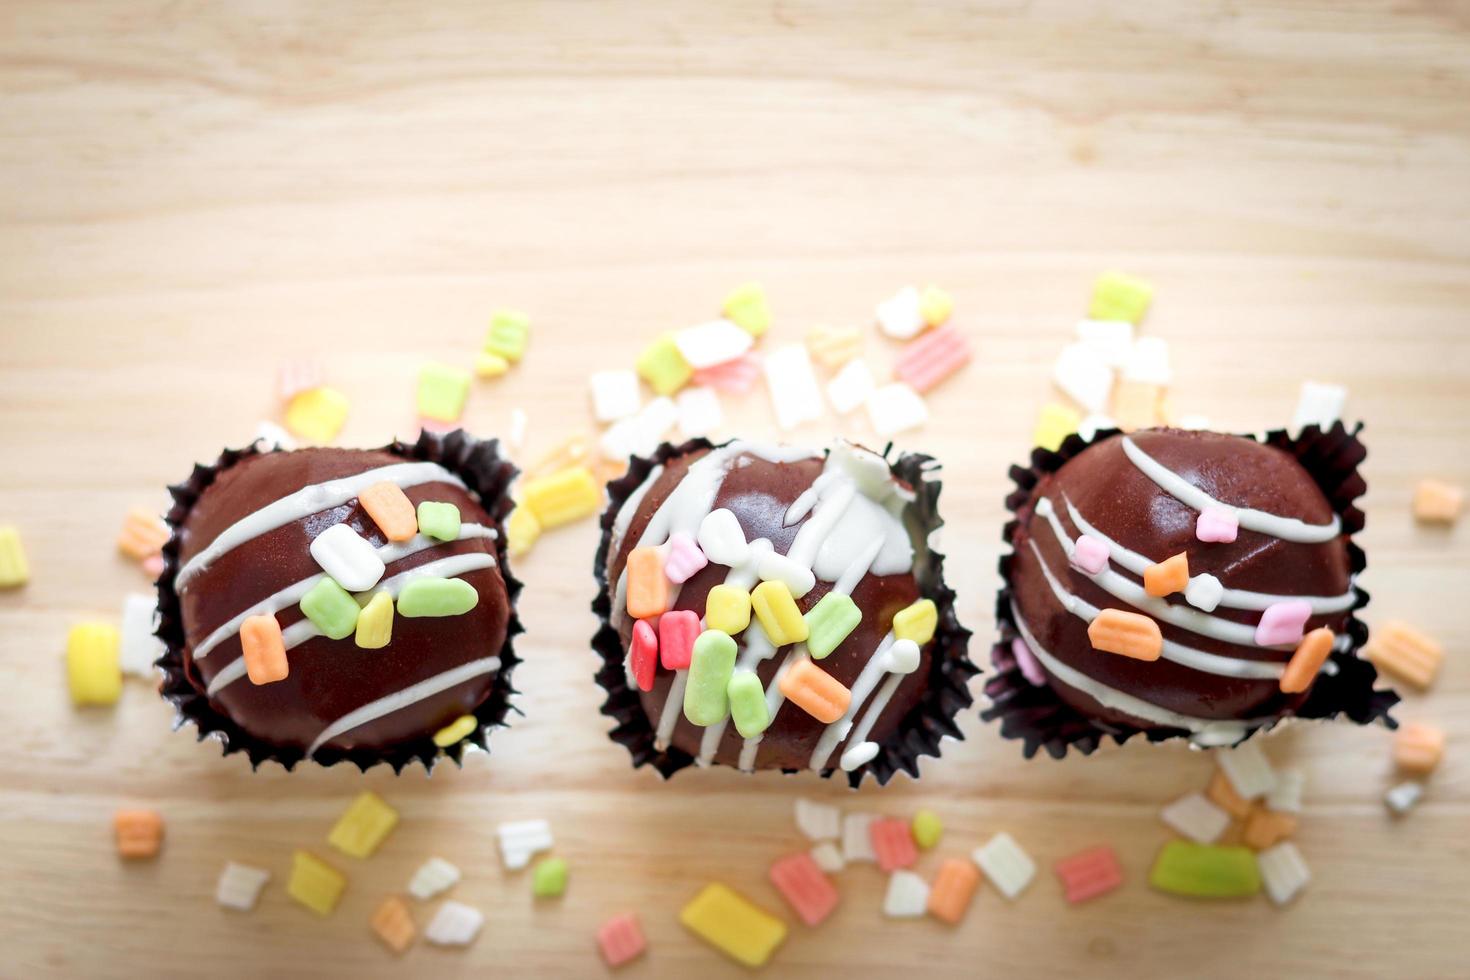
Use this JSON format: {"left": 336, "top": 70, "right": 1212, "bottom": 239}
{"left": 522, "top": 466, "right": 601, "bottom": 529}
{"left": 883, "top": 870, "right": 930, "bottom": 918}
{"left": 1033, "top": 401, "right": 1081, "bottom": 452}
{"left": 1290, "top": 380, "right": 1347, "bottom": 435}
{"left": 474, "top": 351, "right": 510, "bottom": 379}
{"left": 795, "top": 798, "right": 842, "bottom": 841}
{"left": 806, "top": 324, "right": 863, "bottom": 369}
{"left": 0, "top": 525, "right": 28, "bottom": 587}
{"left": 842, "top": 813, "right": 876, "bottom": 863}
{"left": 636, "top": 333, "right": 693, "bottom": 396}
{"left": 1217, "top": 742, "right": 1277, "bottom": 800}
{"left": 674, "top": 319, "right": 753, "bottom": 369}
{"left": 114, "top": 809, "right": 164, "bottom": 859}
{"left": 416, "top": 363, "right": 471, "bottom": 423}
{"left": 1395, "top": 723, "right": 1446, "bottom": 775}
{"left": 866, "top": 382, "right": 929, "bottom": 437}
{"left": 675, "top": 386, "right": 723, "bottom": 439}
{"left": 692, "top": 354, "right": 762, "bottom": 393}
{"left": 300, "top": 578, "right": 360, "bottom": 639}
{"left": 705, "top": 584, "right": 752, "bottom": 636}
{"left": 497, "top": 819, "right": 554, "bottom": 870}
{"left": 1054, "top": 846, "right": 1124, "bottom": 904}
{"left": 972, "top": 832, "right": 1035, "bottom": 900}
{"left": 1075, "top": 319, "right": 1134, "bottom": 366}
{"left": 911, "top": 810, "right": 943, "bottom": 850}
{"left": 680, "top": 883, "right": 787, "bottom": 968}
{"left": 763, "top": 344, "right": 824, "bottom": 430}
{"left": 1266, "top": 768, "right": 1305, "bottom": 814}
{"left": 288, "top": 850, "right": 347, "bottom": 916}
{"left": 894, "top": 324, "right": 971, "bottom": 393}
{"left": 506, "top": 505, "right": 541, "bottom": 558}
{"left": 1160, "top": 793, "right": 1230, "bottom": 844}
{"left": 1257, "top": 842, "right": 1311, "bottom": 906}
{"left": 141, "top": 552, "right": 165, "bottom": 579}
{"left": 1088, "top": 271, "right": 1153, "bottom": 324}
{"left": 284, "top": 386, "right": 350, "bottom": 444}
{"left": 1364, "top": 620, "right": 1443, "bottom": 690}
{"left": 1149, "top": 841, "right": 1260, "bottom": 898}
{"left": 685, "top": 630, "right": 738, "bottom": 726}
{"left": 662, "top": 533, "right": 708, "bottom": 584}
{"left": 1207, "top": 770, "right": 1253, "bottom": 819}
{"left": 892, "top": 598, "right": 937, "bottom": 646}
{"left": 1087, "top": 608, "right": 1163, "bottom": 661}
{"left": 875, "top": 286, "right": 926, "bottom": 340}
{"left": 722, "top": 282, "right": 771, "bottom": 336}
{"left": 117, "top": 507, "right": 169, "bottom": 561}
{"left": 1070, "top": 534, "right": 1109, "bottom": 575}
{"left": 589, "top": 369, "right": 641, "bottom": 423}
{"left": 1413, "top": 479, "right": 1464, "bottom": 524}
{"left": 1110, "top": 379, "right": 1163, "bottom": 431}
{"left": 415, "top": 501, "right": 461, "bottom": 543}
{"left": 1196, "top": 506, "right": 1239, "bottom": 544}
{"left": 597, "top": 912, "right": 647, "bottom": 968}
{"left": 524, "top": 435, "right": 594, "bottom": 482}
{"left": 532, "top": 857, "right": 569, "bottom": 898}
{"left": 1255, "top": 599, "right": 1312, "bottom": 646}
{"left": 1143, "top": 552, "right": 1189, "bottom": 598}
{"left": 357, "top": 481, "right": 417, "bottom": 542}
{"left": 778, "top": 660, "right": 850, "bottom": 724}
{"left": 1053, "top": 342, "right": 1115, "bottom": 414}
{"left": 1243, "top": 807, "right": 1297, "bottom": 851}
{"left": 758, "top": 551, "right": 816, "bottom": 599}
{"left": 328, "top": 792, "right": 399, "bottom": 859}
{"left": 769, "top": 852, "right": 839, "bottom": 926}
{"left": 869, "top": 818, "right": 918, "bottom": 872}
{"left": 397, "top": 576, "right": 478, "bottom": 618}
{"left": 927, "top": 858, "right": 980, "bottom": 924}
{"left": 239, "top": 614, "right": 289, "bottom": 684}
{"left": 1185, "top": 573, "right": 1225, "bottom": 613}
{"left": 276, "top": 359, "right": 324, "bottom": 402}
{"left": 431, "top": 714, "right": 476, "bottom": 748}
{"left": 804, "top": 592, "right": 861, "bottom": 660}
{"left": 371, "top": 896, "right": 417, "bottom": 954}
{"left": 811, "top": 842, "right": 845, "bottom": 874}
{"left": 408, "top": 857, "right": 461, "bottom": 900}
{"left": 1121, "top": 335, "right": 1172, "bottom": 386}
{"left": 1280, "top": 627, "right": 1333, "bottom": 693}
{"left": 1385, "top": 781, "right": 1424, "bottom": 815}
{"left": 697, "top": 508, "right": 749, "bottom": 567}
{"left": 625, "top": 547, "right": 668, "bottom": 620}
{"left": 309, "top": 523, "right": 385, "bottom": 592}
{"left": 426, "top": 900, "right": 484, "bottom": 946}
{"left": 1077, "top": 413, "right": 1118, "bottom": 442}
{"left": 216, "top": 861, "right": 270, "bottom": 911}
{"left": 485, "top": 309, "right": 531, "bottom": 362}
{"left": 727, "top": 671, "right": 772, "bottom": 737}
{"left": 826, "top": 358, "right": 875, "bottom": 415}
{"left": 119, "top": 593, "right": 162, "bottom": 678}
{"left": 752, "top": 579, "right": 808, "bottom": 645}
{"left": 919, "top": 284, "right": 953, "bottom": 326}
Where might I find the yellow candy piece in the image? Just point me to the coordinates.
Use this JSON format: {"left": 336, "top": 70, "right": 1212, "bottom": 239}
{"left": 751, "top": 580, "right": 808, "bottom": 647}
{"left": 1033, "top": 402, "right": 1081, "bottom": 452}
{"left": 284, "top": 386, "right": 350, "bottom": 444}
{"left": 433, "top": 714, "right": 477, "bottom": 748}
{"left": 892, "top": 598, "right": 937, "bottom": 645}
{"left": 288, "top": 850, "right": 347, "bottom": 916}
{"left": 475, "top": 351, "right": 510, "bottom": 379}
{"left": 635, "top": 334, "right": 693, "bottom": 396}
{"left": 919, "top": 285, "right": 953, "bottom": 327}
{"left": 722, "top": 282, "right": 770, "bottom": 337}
{"left": 705, "top": 584, "right": 752, "bottom": 636}
{"left": 0, "top": 525, "right": 28, "bottom": 588}
{"left": 1088, "top": 271, "right": 1154, "bottom": 324}
{"left": 804, "top": 325, "right": 862, "bottom": 370}
{"left": 680, "top": 883, "right": 787, "bottom": 968}
{"left": 66, "top": 622, "right": 121, "bottom": 706}
{"left": 327, "top": 791, "right": 399, "bottom": 859}
{"left": 354, "top": 591, "right": 394, "bottom": 649}
{"left": 506, "top": 505, "right": 541, "bottom": 558}
{"left": 522, "top": 467, "right": 601, "bottom": 529}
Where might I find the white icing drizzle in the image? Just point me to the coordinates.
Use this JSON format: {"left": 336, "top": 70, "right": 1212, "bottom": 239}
{"left": 304, "top": 656, "right": 501, "bottom": 757}
{"left": 737, "top": 644, "right": 809, "bottom": 772}
{"left": 654, "top": 670, "right": 688, "bottom": 748}
{"left": 808, "top": 632, "right": 896, "bottom": 770}
{"left": 609, "top": 464, "right": 664, "bottom": 556}
{"left": 192, "top": 525, "right": 497, "bottom": 659}
{"left": 175, "top": 461, "right": 466, "bottom": 591}
{"left": 839, "top": 671, "right": 904, "bottom": 771}
{"left": 1120, "top": 437, "right": 1341, "bottom": 544}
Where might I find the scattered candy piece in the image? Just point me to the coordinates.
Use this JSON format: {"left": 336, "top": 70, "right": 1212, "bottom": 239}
{"left": 972, "top": 832, "right": 1035, "bottom": 900}
{"left": 416, "top": 363, "right": 472, "bottom": 423}
{"left": 1054, "top": 846, "right": 1124, "bottom": 904}
{"left": 663, "top": 533, "right": 708, "bottom": 584}
{"left": 119, "top": 593, "right": 162, "bottom": 677}
{"left": 309, "top": 523, "right": 385, "bottom": 592}
{"left": 892, "top": 598, "right": 937, "bottom": 646}
{"left": 497, "top": 819, "right": 554, "bottom": 870}
{"left": 426, "top": 900, "right": 485, "bottom": 946}
{"left": 398, "top": 577, "right": 479, "bottom": 618}
{"left": 1070, "top": 534, "right": 1109, "bottom": 575}
{"left": 598, "top": 912, "right": 647, "bottom": 968}
{"left": 114, "top": 809, "right": 164, "bottom": 859}
{"left": 636, "top": 333, "right": 693, "bottom": 396}
{"left": 1280, "top": 627, "right": 1334, "bottom": 693}
{"left": 795, "top": 798, "right": 841, "bottom": 841}
{"left": 1160, "top": 793, "right": 1230, "bottom": 844}
{"left": 674, "top": 319, "right": 753, "bottom": 370}
{"left": 697, "top": 508, "right": 750, "bottom": 568}
{"left": 522, "top": 466, "right": 601, "bottom": 529}
{"left": 675, "top": 386, "right": 723, "bottom": 439}
{"left": 216, "top": 861, "right": 270, "bottom": 911}
{"left": 1010, "top": 636, "right": 1047, "bottom": 686}
{"left": 685, "top": 630, "right": 737, "bottom": 726}
{"left": 778, "top": 659, "right": 850, "bottom": 724}
{"left": 1290, "top": 380, "right": 1347, "bottom": 435}
{"left": 876, "top": 286, "right": 926, "bottom": 340}
{"left": 117, "top": 507, "right": 169, "bottom": 561}
{"left": 474, "top": 351, "right": 510, "bottom": 379}
{"left": 1365, "top": 620, "right": 1444, "bottom": 690}
{"left": 409, "top": 857, "right": 461, "bottom": 900}
{"left": 589, "top": 369, "right": 642, "bottom": 423}
{"left": 1075, "top": 319, "right": 1134, "bottom": 366}
{"left": 1033, "top": 401, "right": 1081, "bottom": 452}
{"left": 691, "top": 354, "right": 762, "bottom": 393}
{"left": 371, "top": 896, "right": 416, "bottom": 954}
{"left": 1255, "top": 600, "right": 1312, "bottom": 647}
{"left": 416, "top": 501, "right": 461, "bottom": 543}
{"left": 1086, "top": 608, "right": 1163, "bottom": 661}
{"left": 532, "top": 857, "right": 569, "bottom": 898}
{"left": 680, "top": 883, "right": 787, "bottom": 968}
{"left": 705, "top": 584, "right": 752, "bottom": 636}
{"left": 758, "top": 551, "right": 816, "bottom": 599}
{"left": 328, "top": 791, "right": 399, "bottom": 859}
{"left": 1256, "top": 842, "right": 1310, "bottom": 906}
{"left": 1195, "top": 507, "right": 1239, "bottom": 544}
{"left": 1144, "top": 552, "right": 1189, "bottom": 598}
{"left": 1185, "top": 572, "right": 1225, "bottom": 613}
{"left": 625, "top": 547, "right": 668, "bottom": 620}
{"left": 288, "top": 850, "right": 347, "bottom": 916}
{"left": 1121, "top": 336, "right": 1172, "bottom": 386}
{"left": 1266, "top": 768, "right": 1305, "bottom": 814}
{"left": 825, "top": 358, "right": 876, "bottom": 415}
{"left": 1242, "top": 807, "right": 1298, "bottom": 850}
{"left": 141, "top": 552, "right": 165, "bottom": 579}
{"left": 1149, "top": 841, "right": 1260, "bottom": 898}
{"left": 919, "top": 284, "right": 953, "bottom": 327}
{"left": 485, "top": 309, "right": 531, "bottom": 362}
{"left": 510, "top": 409, "right": 528, "bottom": 450}
{"left": 431, "top": 714, "right": 477, "bottom": 748}
{"left": 894, "top": 324, "right": 971, "bottom": 394}
{"left": 239, "top": 614, "right": 290, "bottom": 684}
{"left": 882, "top": 870, "right": 930, "bottom": 918}
{"left": 627, "top": 620, "right": 658, "bottom": 693}
{"left": 804, "top": 592, "right": 861, "bottom": 660}
{"left": 927, "top": 857, "right": 980, "bottom": 924}
{"left": 727, "top": 671, "right": 772, "bottom": 737}
{"left": 284, "top": 386, "right": 350, "bottom": 444}
{"left": 866, "top": 382, "right": 929, "bottom": 437}
{"left": 806, "top": 325, "right": 862, "bottom": 369}
{"left": 810, "top": 842, "right": 845, "bottom": 873}
{"left": 300, "top": 578, "right": 360, "bottom": 639}
{"left": 1216, "top": 742, "right": 1277, "bottom": 801}
{"left": 1110, "top": 380, "right": 1163, "bottom": 431}
{"left": 353, "top": 590, "right": 394, "bottom": 650}
{"left": 1384, "top": 781, "right": 1424, "bottom": 815}
{"left": 722, "top": 282, "right": 770, "bottom": 336}
{"left": 1053, "top": 342, "right": 1115, "bottom": 414}
{"left": 752, "top": 579, "right": 808, "bottom": 645}
{"left": 276, "top": 359, "right": 324, "bottom": 402}
{"left": 1088, "top": 271, "right": 1153, "bottom": 324}
{"left": 842, "top": 813, "right": 877, "bottom": 863}
{"left": 658, "top": 610, "right": 699, "bottom": 670}
{"left": 1207, "top": 770, "right": 1253, "bottom": 819}
{"left": 0, "top": 525, "right": 28, "bottom": 587}
{"left": 506, "top": 505, "right": 541, "bottom": 558}
{"left": 1413, "top": 479, "right": 1464, "bottom": 525}
{"left": 870, "top": 818, "right": 918, "bottom": 872}
{"left": 1395, "top": 722, "right": 1446, "bottom": 775}
{"left": 769, "top": 852, "right": 839, "bottom": 926}
{"left": 763, "top": 344, "right": 824, "bottom": 430}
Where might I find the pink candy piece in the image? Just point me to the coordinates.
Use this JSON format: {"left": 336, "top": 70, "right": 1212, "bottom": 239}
{"left": 1011, "top": 637, "right": 1047, "bottom": 686}
{"left": 418, "top": 416, "right": 458, "bottom": 435}
{"left": 596, "top": 912, "right": 646, "bottom": 968}
{"left": 869, "top": 817, "right": 918, "bottom": 872}
{"left": 630, "top": 620, "right": 658, "bottom": 691}
{"left": 1070, "top": 534, "right": 1110, "bottom": 575}
{"left": 276, "top": 359, "right": 324, "bottom": 402}
{"left": 692, "top": 354, "right": 762, "bottom": 394}
{"left": 1054, "top": 845, "right": 1124, "bottom": 904}
{"left": 1255, "top": 600, "right": 1313, "bottom": 647}
{"left": 1196, "top": 506, "right": 1239, "bottom": 544}
{"left": 662, "top": 533, "right": 708, "bottom": 584}
{"left": 893, "top": 325, "right": 972, "bottom": 394}
{"left": 769, "top": 852, "right": 839, "bottom": 927}
{"left": 658, "top": 610, "right": 700, "bottom": 670}
{"left": 141, "top": 553, "right": 165, "bottom": 580}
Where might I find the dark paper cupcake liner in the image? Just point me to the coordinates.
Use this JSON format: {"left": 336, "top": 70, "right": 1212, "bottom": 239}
{"left": 591, "top": 438, "right": 978, "bottom": 787}
{"left": 154, "top": 429, "right": 524, "bottom": 773}
{"left": 981, "top": 422, "right": 1397, "bottom": 759}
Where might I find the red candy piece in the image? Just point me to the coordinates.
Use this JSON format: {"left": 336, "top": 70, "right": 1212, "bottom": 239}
{"left": 630, "top": 620, "right": 658, "bottom": 692}
{"left": 1054, "top": 845, "right": 1124, "bottom": 904}
{"left": 869, "top": 817, "right": 917, "bottom": 872}
{"left": 894, "top": 324, "right": 972, "bottom": 393}
{"left": 658, "top": 610, "right": 701, "bottom": 670}
{"left": 768, "top": 852, "right": 839, "bottom": 927}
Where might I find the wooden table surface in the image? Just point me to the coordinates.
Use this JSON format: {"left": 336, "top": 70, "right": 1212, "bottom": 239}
{"left": 2, "top": 2, "right": 1467, "bottom": 977}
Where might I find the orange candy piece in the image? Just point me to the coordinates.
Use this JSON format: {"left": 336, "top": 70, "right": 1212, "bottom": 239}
{"left": 1394, "top": 723, "right": 1446, "bottom": 775}
{"left": 1206, "top": 770, "right": 1253, "bottom": 819}
{"left": 1280, "top": 627, "right": 1334, "bottom": 694}
{"left": 117, "top": 507, "right": 169, "bottom": 561}
{"left": 777, "top": 660, "right": 851, "bottom": 724}
{"left": 927, "top": 857, "right": 981, "bottom": 924}
{"left": 371, "top": 896, "right": 417, "bottom": 953}
{"left": 1413, "top": 479, "right": 1463, "bottom": 524}
{"left": 359, "top": 481, "right": 418, "bottom": 542}
{"left": 1242, "top": 807, "right": 1297, "bottom": 851}
{"left": 240, "top": 614, "right": 289, "bottom": 685}
{"left": 1364, "top": 620, "right": 1443, "bottom": 690}
{"left": 1143, "top": 553, "right": 1189, "bottom": 598}
{"left": 114, "top": 809, "right": 164, "bottom": 859}
{"left": 625, "top": 547, "right": 668, "bottom": 620}
{"left": 1086, "top": 608, "right": 1162, "bottom": 661}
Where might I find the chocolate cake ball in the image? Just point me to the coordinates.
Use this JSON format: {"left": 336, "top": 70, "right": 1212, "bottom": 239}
{"left": 593, "top": 439, "right": 974, "bottom": 782}
{"left": 157, "top": 437, "right": 519, "bottom": 770}
{"left": 1004, "top": 427, "right": 1359, "bottom": 746}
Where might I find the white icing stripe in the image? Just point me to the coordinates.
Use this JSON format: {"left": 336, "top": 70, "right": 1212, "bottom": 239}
{"left": 609, "top": 464, "right": 663, "bottom": 557}
{"left": 1120, "top": 437, "right": 1341, "bottom": 544}
{"left": 654, "top": 671, "right": 688, "bottom": 748}
{"left": 1059, "top": 497, "right": 1354, "bottom": 614}
{"left": 1027, "top": 538, "right": 1285, "bottom": 680}
{"left": 176, "top": 462, "right": 467, "bottom": 591}
{"left": 809, "top": 632, "right": 896, "bottom": 770}
{"left": 839, "top": 672, "right": 903, "bottom": 770}
{"left": 305, "top": 656, "right": 501, "bottom": 757}
{"left": 1012, "top": 601, "right": 1269, "bottom": 744}
{"left": 193, "top": 526, "right": 497, "bottom": 659}
{"left": 834, "top": 538, "right": 884, "bottom": 597}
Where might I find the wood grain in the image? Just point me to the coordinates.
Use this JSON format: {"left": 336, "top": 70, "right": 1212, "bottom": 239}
{"left": 1, "top": 2, "right": 1467, "bottom": 977}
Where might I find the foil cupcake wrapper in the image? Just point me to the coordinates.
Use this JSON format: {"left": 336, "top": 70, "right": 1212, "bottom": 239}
{"left": 982, "top": 422, "right": 1397, "bottom": 759}
{"left": 154, "top": 429, "right": 524, "bottom": 773}
{"left": 591, "top": 438, "right": 978, "bottom": 787}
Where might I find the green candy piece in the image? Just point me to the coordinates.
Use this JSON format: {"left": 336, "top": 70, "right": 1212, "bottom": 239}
{"left": 684, "top": 630, "right": 737, "bottom": 726}
{"left": 397, "top": 577, "right": 479, "bottom": 618}
{"left": 1149, "top": 841, "right": 1261, "bottom": 898}
{"left": 803, "top": 592, "right": 862, "bottom": 660}
{"left": 912, "top": 809, "right": 943, "bottom": 850}
{"left": 416, "top": 362, "right": 472, "bottom": 422}
{"left": 485, "top": 309, "right": 531, "bottom": 362}
{"left": 532, "top": 856, "right": 568, "bottom": 898}
{"left": 727, "top": 672, "right": 771, "bottom": 738}
{"left": 416, "top": 501, "right": 461, "bottom": 542}
{"left": 300, "top": 578, "right": 360, "bottom": 640}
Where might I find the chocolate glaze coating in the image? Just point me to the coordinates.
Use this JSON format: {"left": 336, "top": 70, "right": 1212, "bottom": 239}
{"left": 1008, "top": 428, "right": 1352, "bottom": 730}
{"left": 604, "top": 446, "right": 931, "bottom": 771}
{"left": 176, "top": 449, "right": 510, "bottom": 754}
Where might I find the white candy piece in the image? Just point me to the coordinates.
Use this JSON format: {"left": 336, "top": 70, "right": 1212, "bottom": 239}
{"left": 882, "top": 870, "right": 930, "bottom": 918}
{"left": 674, "top": 319, "right": 753, "bottom": 370}
{"left": 763, "top": 345, "right": 824, "bottom": 430}
{"left": 509, "top": 407, "right": 528, "bottom": 448}
{"left": 589, "top": 369, "right": 642, "bottom": 423}
{"left": 758, "top": 551, "right": 816, "bottom": 599}
{"left": 1267, "top": 768, "right": 1305, "bottom": 814}
{"left": 1291, "top": 381, "right": 1348, "bottom": 435}
{"left": 497, "top": 819, "right": 554, "bottom": 870}
{"left": 865, "top": 383, "right": 928, "bottom": 438}
{"left": 1185, "top": 573, "right": 1225, "bottom": 613}
{"left": 1122, "top": 336, "right": 1172, "bottom": 385}
{"left": 1077, "top": 413, "right": 1118, "bottom": 442}
{"left": 309, "top": 523, "right": 385, "bottom": 592}
{"left": 215, "top": 861, "right": 270, "bottom": 912}
{"left": 636, "top": 396, "right": 679, "bottom": 451}
{"left": 826, "top": 358, "right": 875, "bottom": 415}
{"left": 1257, "top": 842, "right": 1311, "bottom": 906}
{"left": 675, "top": 386, "right": 723, "bottom": 439}
{"left": 119, "top": 592, "right": 163, "bottom": 678}
{"left": 1177, "top": 413, "right": 1212, "bottom": 431}
{"left": 811, "top": 841, "right": 845, "bottom": 874}
{"left": 254, "top": 420, "right": 296, "bottom": 451}
{"left": 841, "top": 813, "right": 876, "bottom": 863}
{"left": 697, "top": 509, "right": 749, "bottom": 568}
{"left": 1075, "top": 319, "right": 1134, "bottom": 366}
{"left": 425, "top": 900, "right": 485, "bottom": 946}
{"left": 1385, "top": 781, "right": 1424, "bottom": 815}
{"left": 1053, "top": 342, "right": 1115, "bottom": 413}
{"left": 598, "top": 416, "right": 642, "bottom": 463}
{"left": 875, "top": 286, "right": 925, "bottom": 340}
{"left": 1160, "top": 792, "right": 1231, "bottom": 844}
{"left": 887, "top": 638, "right": 921, "bottom": 674}
{"left": 408, "top": 856, "right": 462, "bottom": 900}
{"left": 795, "top": 798, "right": 842, "bottom": 841}
{"left": 971, "top": 832, "right": 1035, "bottom": 900}
{"left": 1216, "top": 742, "right": 1276, "bottom": 801}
